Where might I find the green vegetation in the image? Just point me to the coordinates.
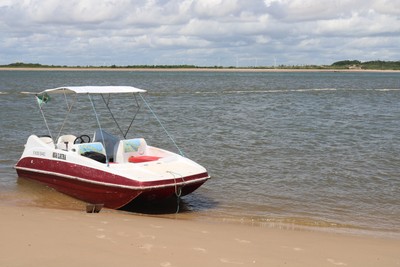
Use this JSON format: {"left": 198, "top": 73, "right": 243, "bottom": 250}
{"left": 1, "top": 60, "right": 400, "bottom": 70}
{"left": 5, "top": 62, "right": 52, "bottom": 68}
{"left": 330, "top": 60, "right": 400, "bottom": 70}
{"left": 331, "top": 60, "right": 362, "bottom": 67}
{"left": 3, "top": 62, "right": 68, "bottom": 68}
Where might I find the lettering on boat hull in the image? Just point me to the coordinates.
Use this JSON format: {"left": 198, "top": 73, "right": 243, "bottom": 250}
{"left": 52, "top": 152, "right": 66, "bottom": 160}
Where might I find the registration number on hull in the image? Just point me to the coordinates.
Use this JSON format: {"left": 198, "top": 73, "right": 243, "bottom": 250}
{"left": 53, "top": 152, "right": 66, "bottom": 160}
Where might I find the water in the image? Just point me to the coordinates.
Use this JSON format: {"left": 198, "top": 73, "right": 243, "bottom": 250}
{"left": 1, "top": 70, "right": 399, "bottom": 238}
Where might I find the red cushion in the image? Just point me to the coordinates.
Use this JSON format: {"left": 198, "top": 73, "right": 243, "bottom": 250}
{"left": 128, "top": 155, "right": 161, "bottom": 163}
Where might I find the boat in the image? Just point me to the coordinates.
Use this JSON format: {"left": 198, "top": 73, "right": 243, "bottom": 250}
{"left": 15, "top": 86, "right": 210, "bottom": 209}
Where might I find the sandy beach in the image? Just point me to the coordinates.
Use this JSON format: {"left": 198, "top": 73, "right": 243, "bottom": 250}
{"left": 1, "top": 205, "right": 399, "bottom": 267}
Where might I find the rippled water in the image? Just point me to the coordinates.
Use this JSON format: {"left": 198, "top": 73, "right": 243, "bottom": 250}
{"left": 1, "top": 70, "right": 399, "bottom": 237}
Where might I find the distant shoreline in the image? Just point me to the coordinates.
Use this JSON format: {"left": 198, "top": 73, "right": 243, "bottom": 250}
{"left": 1, "top": 67, "right": 399, "bottom": 73}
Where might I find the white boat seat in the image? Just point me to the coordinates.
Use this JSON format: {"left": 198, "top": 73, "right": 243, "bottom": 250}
{"left": 57, "top": 135, "right": 77, "bottom": 151}
{"left": 115, "top": 138, "right": 149, "bottom": 163}
{"left": 38, "top": 136, "right": 55, "bottom": 148}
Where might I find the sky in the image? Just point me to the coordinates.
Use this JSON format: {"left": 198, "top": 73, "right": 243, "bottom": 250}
{"left": 0, "top": 0, "right": 399, "bottom": 67}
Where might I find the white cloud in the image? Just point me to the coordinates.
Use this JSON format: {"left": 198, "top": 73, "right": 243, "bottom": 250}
{"left": 0, "top": 0, "right": 398, "bottom": 66}
{"left": 267, "top": 0, "right": 352, "bottom": 21}
{"left": 192, "top": 0, "right": 240, "bottom": 18}
{"left": 372, "top": 0, "right": 400, "bottom": 16}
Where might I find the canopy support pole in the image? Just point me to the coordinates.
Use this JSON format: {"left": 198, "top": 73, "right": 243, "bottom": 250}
{"left": 139, "top": 94, "right": 185, "bottom": 157}
{"left": 36, "top": 95, "right": 53, "bottom": 141}
{"left": 101, "top": 94, "right": 125, "bottom": 138}
{"left": 88, "top": 94, "right": 109, "bottom": 166}
{"left": 56, "top": 92, "right": 77, "bottom": 142}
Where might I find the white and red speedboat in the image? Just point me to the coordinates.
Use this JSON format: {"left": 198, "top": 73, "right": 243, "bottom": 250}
{"left": 15, "top": 86, "right": 210, "bottom": 209}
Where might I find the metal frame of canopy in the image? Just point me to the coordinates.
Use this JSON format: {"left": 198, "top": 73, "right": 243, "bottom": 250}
{"left": 35, "top": 86, "right": 184, "bottom": 163}
{"left": 39, "top": 86, "right": 147, "bottom": 94}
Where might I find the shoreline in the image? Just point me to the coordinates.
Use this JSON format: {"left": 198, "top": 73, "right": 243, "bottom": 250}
{"left": 1, "top": 205, "right": 399, "bottom": 267}
{"left": 1, "top": 67, "right": 400, "bottom": 73}
{"left": 2, "top": 183, "right": 398, "bottom": 240}
{"left": 2, "top": 190, "right": 399, "bottom": 240}
{"left": 2, "top": 180, "right": 398, "bottom": 241}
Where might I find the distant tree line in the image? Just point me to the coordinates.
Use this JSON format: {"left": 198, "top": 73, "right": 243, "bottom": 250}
{"left": 331, "top": 60, "right": 400, "bottom": 70}
{"left": 1, "top": 60, "right": 399, "bottom": 70}
{"left": 2, "top": 62, "right": 68, "bottom": 68}
{"left": 0, "top": 62, "right": 201, "bottom": 69}
{"left": 109, "top": 64, "right": 199, "bottom": 69}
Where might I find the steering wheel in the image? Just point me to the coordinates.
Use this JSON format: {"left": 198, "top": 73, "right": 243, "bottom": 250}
{"left": 74, "top": 134, "right": 91, "bottom": 144}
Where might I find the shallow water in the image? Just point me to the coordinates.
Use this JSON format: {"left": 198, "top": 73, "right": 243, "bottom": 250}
{"left": 1, "top": 70, "right": 399, "bottom": 238}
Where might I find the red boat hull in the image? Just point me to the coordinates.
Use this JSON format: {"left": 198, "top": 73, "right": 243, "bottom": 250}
{"left": 15, "top": 157, "right": 209, "bottom": 209}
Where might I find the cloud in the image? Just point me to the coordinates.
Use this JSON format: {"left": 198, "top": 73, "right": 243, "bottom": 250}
{"left": 265, "top": 0, "right": 358, "bottom": 22}
{"left": 191, "top": 0, "right": 241, "bottom": 18}
{"left": 0, "top": 0, "right": 399, "bottom": 66}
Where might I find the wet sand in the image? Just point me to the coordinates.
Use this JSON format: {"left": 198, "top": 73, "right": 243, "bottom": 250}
{"left": 1, "top": 205, "right": 399, "bottom": 267}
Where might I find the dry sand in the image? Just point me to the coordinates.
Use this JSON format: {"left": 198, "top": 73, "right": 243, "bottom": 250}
{"left": 1, "top": 205, "right": 399, "bottom": 267}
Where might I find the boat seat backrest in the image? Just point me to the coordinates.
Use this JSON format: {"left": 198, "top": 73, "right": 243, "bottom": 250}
{"left": 38, "top": 136, "right": 55, "bottom": 148}
{"left": 57, "top": 135, "right": 77, "bottom": 151}
{"left": 72, "top": 142, "right": 106, "bottom": 156}
{"left": 114, "top": 138, "right": 147, "bottom": 163}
